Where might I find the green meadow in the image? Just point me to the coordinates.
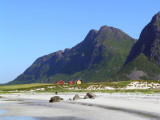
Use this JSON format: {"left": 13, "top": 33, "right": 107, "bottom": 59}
{"left": 0, "top": 80, "right": 160, "bottom": 94}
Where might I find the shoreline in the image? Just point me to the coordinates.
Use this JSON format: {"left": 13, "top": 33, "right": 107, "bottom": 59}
{"left": 0, "top": 92, "right": 160, "bottom": 120}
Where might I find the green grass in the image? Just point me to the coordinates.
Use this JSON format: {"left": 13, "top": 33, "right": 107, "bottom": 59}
{"left": 0, "top": 83, "right": 52, "bottom": 91}
{"left": 93, "top": 89, "right": 160, "bottom": 94}
{"left": 0, "top": 80, "right": 160, "bottom": 94}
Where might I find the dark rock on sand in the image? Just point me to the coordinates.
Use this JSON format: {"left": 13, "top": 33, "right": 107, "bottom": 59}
{"left": 69, "top": 98, "right": 72, "bottom": 101}
{"left": 49, "top": 96, "right": 63, "bottom": 102}
{"left": 84, "top": 95, "right": 89, "bottom": 99}
{"left": 84, "top": 92, "right": 96, "bottom": 99}
{"left": 60, "top": 98, "right": 64, "bottom": 100}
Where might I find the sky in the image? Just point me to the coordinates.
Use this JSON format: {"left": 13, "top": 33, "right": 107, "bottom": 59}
{"left": 0, "top": 0, "right": 160, "bottom": 84}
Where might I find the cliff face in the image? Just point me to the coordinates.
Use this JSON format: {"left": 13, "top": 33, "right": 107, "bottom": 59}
{"left": 9, "top": 25, "right": 136, "bottom": 84}
{"left": 125, "top": 12, "right": 160, "bottom": 65}
{"left": 113, "top": 12, "right": 160, "bottom": 81}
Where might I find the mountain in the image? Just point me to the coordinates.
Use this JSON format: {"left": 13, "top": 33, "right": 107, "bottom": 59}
{"left": 8, "top": 25, "right": 136, "bottom": 84}
{"left": 113, "top": 12, "right": 160, "bottom": 81}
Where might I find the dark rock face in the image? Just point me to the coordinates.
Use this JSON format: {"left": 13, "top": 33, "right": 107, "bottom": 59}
{"left": 49, "top": 96, "right": 63, "bottom": 102}
{"left": 9, "top": 25, "right": 136, "bottom": 84}
{"left": 125, "top": 12, "right": 160, "bottom": 66}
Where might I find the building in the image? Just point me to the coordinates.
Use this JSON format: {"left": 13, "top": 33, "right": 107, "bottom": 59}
{"left": 75, "top": 80, "right": 81, "bottom": 84}
{"left": 56, "top": 80, "right": 65, "bottom": 84}
{"left": 68, "top": 81, "right": 74, "bottom": 84}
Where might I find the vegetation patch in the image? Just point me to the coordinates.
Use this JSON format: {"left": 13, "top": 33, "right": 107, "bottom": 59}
{"left": 0, "top": 80, "right": 160, "bottom": 94}
{"left": 113, "top": 54, "right": 160, "bottom": 81}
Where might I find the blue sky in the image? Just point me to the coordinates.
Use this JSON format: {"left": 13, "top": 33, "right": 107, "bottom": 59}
{"left": 0, "top": 0, "right": 160, "bottom": 83}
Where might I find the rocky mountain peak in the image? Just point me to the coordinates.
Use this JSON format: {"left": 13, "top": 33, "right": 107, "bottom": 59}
{"left": 85, "top": 29, "right": 98, "bottom": 41}
{"left": 98, "top": 25, "right": 113, "bottom": 33}
{"left": 89, "top": 29, "right": 98, "bottom": 34}
{"left": 99, "top": 25, "right": 119, "bottom": 31}
{"left": 125, "top": 11, "right": 160, "bottom": 66}
{"left": 152, "top": 11, "right": 160, "bottom": 22}
{"left": 100, "top": 25, "right": 110, "bottom": 29}
{"left": 150, "top": 12, "right": 160, "bottom": 30}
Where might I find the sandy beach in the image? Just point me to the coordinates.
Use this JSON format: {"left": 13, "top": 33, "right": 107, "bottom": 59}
{"left": 0, "top": 92, "right": 160, "bottom": 120}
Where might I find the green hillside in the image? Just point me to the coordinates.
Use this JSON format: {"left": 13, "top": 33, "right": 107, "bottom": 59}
{"left": 112, "top": 54, "right": 160, "bottom": 81}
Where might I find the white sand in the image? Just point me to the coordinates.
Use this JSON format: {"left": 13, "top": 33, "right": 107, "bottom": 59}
{"left": 0, "top": 92, "right": 160, "bottom": 120}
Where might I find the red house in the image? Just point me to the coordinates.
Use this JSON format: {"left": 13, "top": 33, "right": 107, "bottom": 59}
{"left": 68, "top": 81, "right": 74, "bottom": 84}
{"left": 56, "top": 80, "right": 64, "bottom": 84}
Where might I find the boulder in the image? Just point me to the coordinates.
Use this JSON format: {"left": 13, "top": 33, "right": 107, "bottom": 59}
{"left": 69, "top": 98, "right": 72, "bottom": 101}
{"left": 73, "top": 94, "right": 81, "bottom": 100}
{"left": 49, "top": 96, "right": 63, "bottom": 102}
{"left": 60, "top": 98, "right": 64, "bottom": 100}
{"left": 84, "top": 92, "right": 96, "bottom": 99}
{"left": 0, "top": 96, "right": 3, "bottom": 98}
{"left": 84, "top": 95, "right": 89, "bottom": 99}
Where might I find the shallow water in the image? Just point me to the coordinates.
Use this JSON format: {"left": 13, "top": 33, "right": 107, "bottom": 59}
{"left": 0, "top": 109, "right": 7, "bottom": 114}
{"left": 0, "top": 103, "right": 7, "bottom": 115}
{"left": 0, "top": 102, "right": 85, "bottom": 120}
{"left": 0, "top": 116, "right": 37, "bottom": 120}
{"left": 0, "top": 116, "right": 84, "bottom": 120}
{"left": 0, "top": 102, "right": 36, "bottom": 120}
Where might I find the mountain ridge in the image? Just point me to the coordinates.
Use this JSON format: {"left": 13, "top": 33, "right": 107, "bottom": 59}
{"left": 8, "top": 25, "right": 136, "bottom": 84}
